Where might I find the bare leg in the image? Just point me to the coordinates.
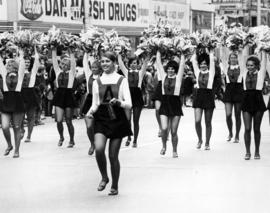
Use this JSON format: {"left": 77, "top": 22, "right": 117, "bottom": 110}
{"left": 25, "top": 107, "right": 36, "bottom": 142}
{"left": 85, "top": 117, "right": 95, "bottom": 155}
{"left": 160, "top": 115, "right": 169, "bottom": 154}
{"left": 12, "top": 112, "right": 24, "bottom": 157}
{"left": 225, "top": 103, "right": 233, "bottom": 141}
{"left": 194, "top": 108, "right": 203, "bottom": 148}
{"left": 242, "top": 111, "right": 252, "bottom": 158}
{"left": 170, "top": 116, "right": 181, "bottom": 157}
{"left": 204, "top": 109, "right": 214, "bottom": 149}
{"left": 234, "top": 103, "right": 242, "bottom": 142}
{"left": 65, "top": 108, "right": 75, "bottom": 147}
{"left": 55, "top": 106, "right": 65, "bottom": 145}
{"left": 132, "top": 106, "right": 142, "bottom": 147}
{"left": 1, "top": 113, "right": 13, "bottom": 155}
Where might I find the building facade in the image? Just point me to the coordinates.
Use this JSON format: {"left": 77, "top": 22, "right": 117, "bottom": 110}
{"left": 212, "top": 0, "right": 270, "bottom": 26}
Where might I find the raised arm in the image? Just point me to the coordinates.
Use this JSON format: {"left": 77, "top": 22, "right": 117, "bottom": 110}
{"left": 52, "top": 49, "right": 61, "bottom": 74}
{"left": 83, "top": 52, "right": 92, "bottom": 79}
{"left": 238, "top": 46, "right": 249, "bottom": 73}
{"left": 17, "top": 50, "right": 26, "bottom": 87}
{"left": 156, "top": 51, "right": 166, "bottom": 79}
{"left": 0, "top": 55, "right": 7, "bottom": 77}
{"left": 190, "top": 53, "right": 200, "bottom": 77}
{"left": 259, "top": 51, "right": 267, "bottom": 78}
{"left": 29, "top": 48, "right": 40, "bottom": 87}
{"left": 117, "top": 54, "right": 129, "bottom": 77}
{"left": 176, "top": 55, "right": 185, "bottom": 85}
{"left": 219, "top": 46, "right": 230, "bottom": 74}
{"left": 70, "top": 52, "right": 76, "bottom": 77}
{"left": 209, "top": 51, "right": 215, "bottom": 76}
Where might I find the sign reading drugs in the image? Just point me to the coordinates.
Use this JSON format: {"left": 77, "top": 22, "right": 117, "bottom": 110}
{"left": 18, "top": 0, "right": 150, "bottom": 27}
{"left": 87, "top": 0, "right": 150, "bottom": 27}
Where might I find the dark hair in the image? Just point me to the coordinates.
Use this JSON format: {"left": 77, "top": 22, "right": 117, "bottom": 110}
{"left": 246, "top": 55, "right": 260, "bottom": 70}
{"left": 101, "top": 51, "right": 116, "bottom": 63}
{"left": 197, "top": 53, "right": 210, "bottom": 67}
{"left": 128, "top": 56, "right": 139, "bottom": 67}
{"left": 165, "top": 60, "right": 179, "bottom": 73}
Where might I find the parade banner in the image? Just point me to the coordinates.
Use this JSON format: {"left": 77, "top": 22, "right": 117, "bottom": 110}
{"left": 150, "top": 1, "right": 190, "bottom": 30}
{"left": 18, "top": 0, "right": 151, "bottom": 27}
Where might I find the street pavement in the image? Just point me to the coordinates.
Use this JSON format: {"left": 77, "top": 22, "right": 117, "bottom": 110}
{"left": 0, "top": 100, "right": 270, "bottom": 213}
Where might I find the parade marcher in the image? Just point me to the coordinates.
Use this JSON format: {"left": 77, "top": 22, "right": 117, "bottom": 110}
{"left": 87, "top": 51, "right": 132, "bottom": 196}
{"left": 118, "top": 54, "right": 148, "bottom": 147}
{"left": 21, "top": 49, "right": 40, "bottom": 142}
{"left": 242, "top": 53, "right": 268, "bottom": 160}
{"left": 143, "top": 65, "right": 155, "bottom": 108}
{"left": 82, "top": 53, "right": 102, "bottom": 155}
{"left": 191, "top": 50, "right": 216, "bottom": 150}
{"left": 220, "top": 46, "right": 248, "bottom": 143}
{"left": 0, "top": 50, "right": 25, "bottom": 158}
{"left": 52, "top": 48, "right": 77, "bottom": 148}
{"left": 156, "top": 51, "right": 185, "bottom": 157}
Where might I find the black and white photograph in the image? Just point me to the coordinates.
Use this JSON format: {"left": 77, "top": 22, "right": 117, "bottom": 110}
{"left": 0, "top": 0, "right": 270, "bottom": 212}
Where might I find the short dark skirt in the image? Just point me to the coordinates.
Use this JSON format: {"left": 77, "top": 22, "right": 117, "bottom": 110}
{"left": 268, "top": 98, "right": 270, "bottom": 110}
{"left": 52, "top": 88, "right": 76, "bottom": 109}
{"left": 2, "top": 91, "right": 25, "bottom": 113}
{"left": 223, "top": 83, "right": 244, "bottom": 104}
{"left": 152, "top": 81, "right": 162, "bottom": 101}
{"left": 81, "top": 93, "right": 92, "bottom": 115}
{"left": 94, "top": 104, "right": 133, "bottom": 139}
{"left": 159, "top": 95, "right": 183, "bottom": 116}
{"left": 130, "top": 87, "right": 144, "bottom": 107}
{"left": 242, "top": 90, "right": 266, "bottom": 113}
{"left": 21, "top": 87, "right": 39, "bottom": 111}
{"left": 193, "top": 88, "right": 215, "bottom": 109}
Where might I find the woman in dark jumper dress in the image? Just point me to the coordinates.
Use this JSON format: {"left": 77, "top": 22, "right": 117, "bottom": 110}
{"left": 156, "top": 51, "right": 185, "bottom": 158}
{"left": 87, "top": 51, "right": 132, "bottom": 196}
{"left": 191, "top": 50, "right": 216, "bottom": 150}
{"left": 0, "top": 50, "right": 25, "bottom": 158}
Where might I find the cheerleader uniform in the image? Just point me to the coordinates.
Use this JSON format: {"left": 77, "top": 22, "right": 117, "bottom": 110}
{"left": 89, "top": 72, "right": 132, "bottom": 139}
{"left": 241, "top": 54, "right": 267, "bottom": 114}
{"left": 192, "top": 53, "right": 215, "bottom": 109}
{"left": 158, "top": 55, "right": 185, "bottom": 116}
{"left": 52, "top": 51, "right": 76, "bottom": 108}
{"left": 21, "top": 54, "right": 40, "bottom": 111}
{"left": 223, "top": 65, "right": 244, "bottom": 103}
{"left": 118, "top": 56, "right": 146, "bottom": 107}
{"left": 0, "top": 57, "right": 25, "bottom": 113}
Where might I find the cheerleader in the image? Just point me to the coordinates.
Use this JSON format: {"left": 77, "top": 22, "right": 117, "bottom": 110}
{"left": 191, "top": 50, "right": 215, "bottom": 150}
{"left": 52, "top": 49, "right": 76, "bottom": 148}
{"left": 118, "top": 54, "right": 148, "bottom": 147}
{"left": 242, "top": 53, "right": 268, "bottom": 160}
{"left": 0, "top": 50, "right": 25, "bottom": 158}
{"left": 156, "top": 51, "right": 185, "bottom": 157}
{"left": 21, "top": 49, "right": 40, "bottom": 142}
{"left": 87, "top": 51, "right": 132, "bottom": 196}
{"left": 220, "top": 47, "right": 248, "bottom": 143}
{"left": 82, "top": 53, "right": 102, "bottom": 155}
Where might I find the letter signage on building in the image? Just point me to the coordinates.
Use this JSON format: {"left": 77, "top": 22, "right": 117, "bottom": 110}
{"left": 18, "top": 0, "right": 150, "bottom": 27}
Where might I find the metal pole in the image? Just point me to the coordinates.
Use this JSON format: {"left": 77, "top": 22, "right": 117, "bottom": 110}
{"left": 257, "top": 0, "right": 261, "bottom": 26}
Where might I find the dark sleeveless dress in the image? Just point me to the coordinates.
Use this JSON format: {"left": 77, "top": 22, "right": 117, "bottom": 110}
{"left": 81, "top": 75, "right": 95, "bottom": 115}
{"left": 152, "top": 81, "right": 162, "bottom": 101}
{"left": 223, "top": 67, "right": 244, "bottom": 103}
{"left": 242, "top": 72, "right": 266, "bottom": 113}
{"left": 193, "top": 72, "right": 215, "bottom": 109}
{"left": 2, "top": 73, "right": 25, "bottom": 113}
{"left": 21, "top": 72, "right": 39, "bottom": 111}
{"left": 128, "top": 71, "right": 144, "bottom": 107}
{"left": 52, "top": 71, "right": 76, "bottom": 108}
{"left": 93, "top": 76, "right": 132, "bottom": 139}
{"left": 159, "top": 76, "right": 183, "bottom": 116}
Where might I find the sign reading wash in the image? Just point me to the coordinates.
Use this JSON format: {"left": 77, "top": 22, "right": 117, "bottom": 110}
{"left": 19, "top": 0, "right": 150, "bottom": 27}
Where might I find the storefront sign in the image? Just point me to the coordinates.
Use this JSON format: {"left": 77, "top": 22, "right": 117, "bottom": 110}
{"left": 87, "top": 0, "right": 150, "bottom": 27}
{"left": 18, "top": 0, "right": 85, "bottom": 24}
{"left": 150, "top": 1, "right": 189, "bottom": 30}
{"left": 20, "top": 0, "right": 43, "bottom": 20}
